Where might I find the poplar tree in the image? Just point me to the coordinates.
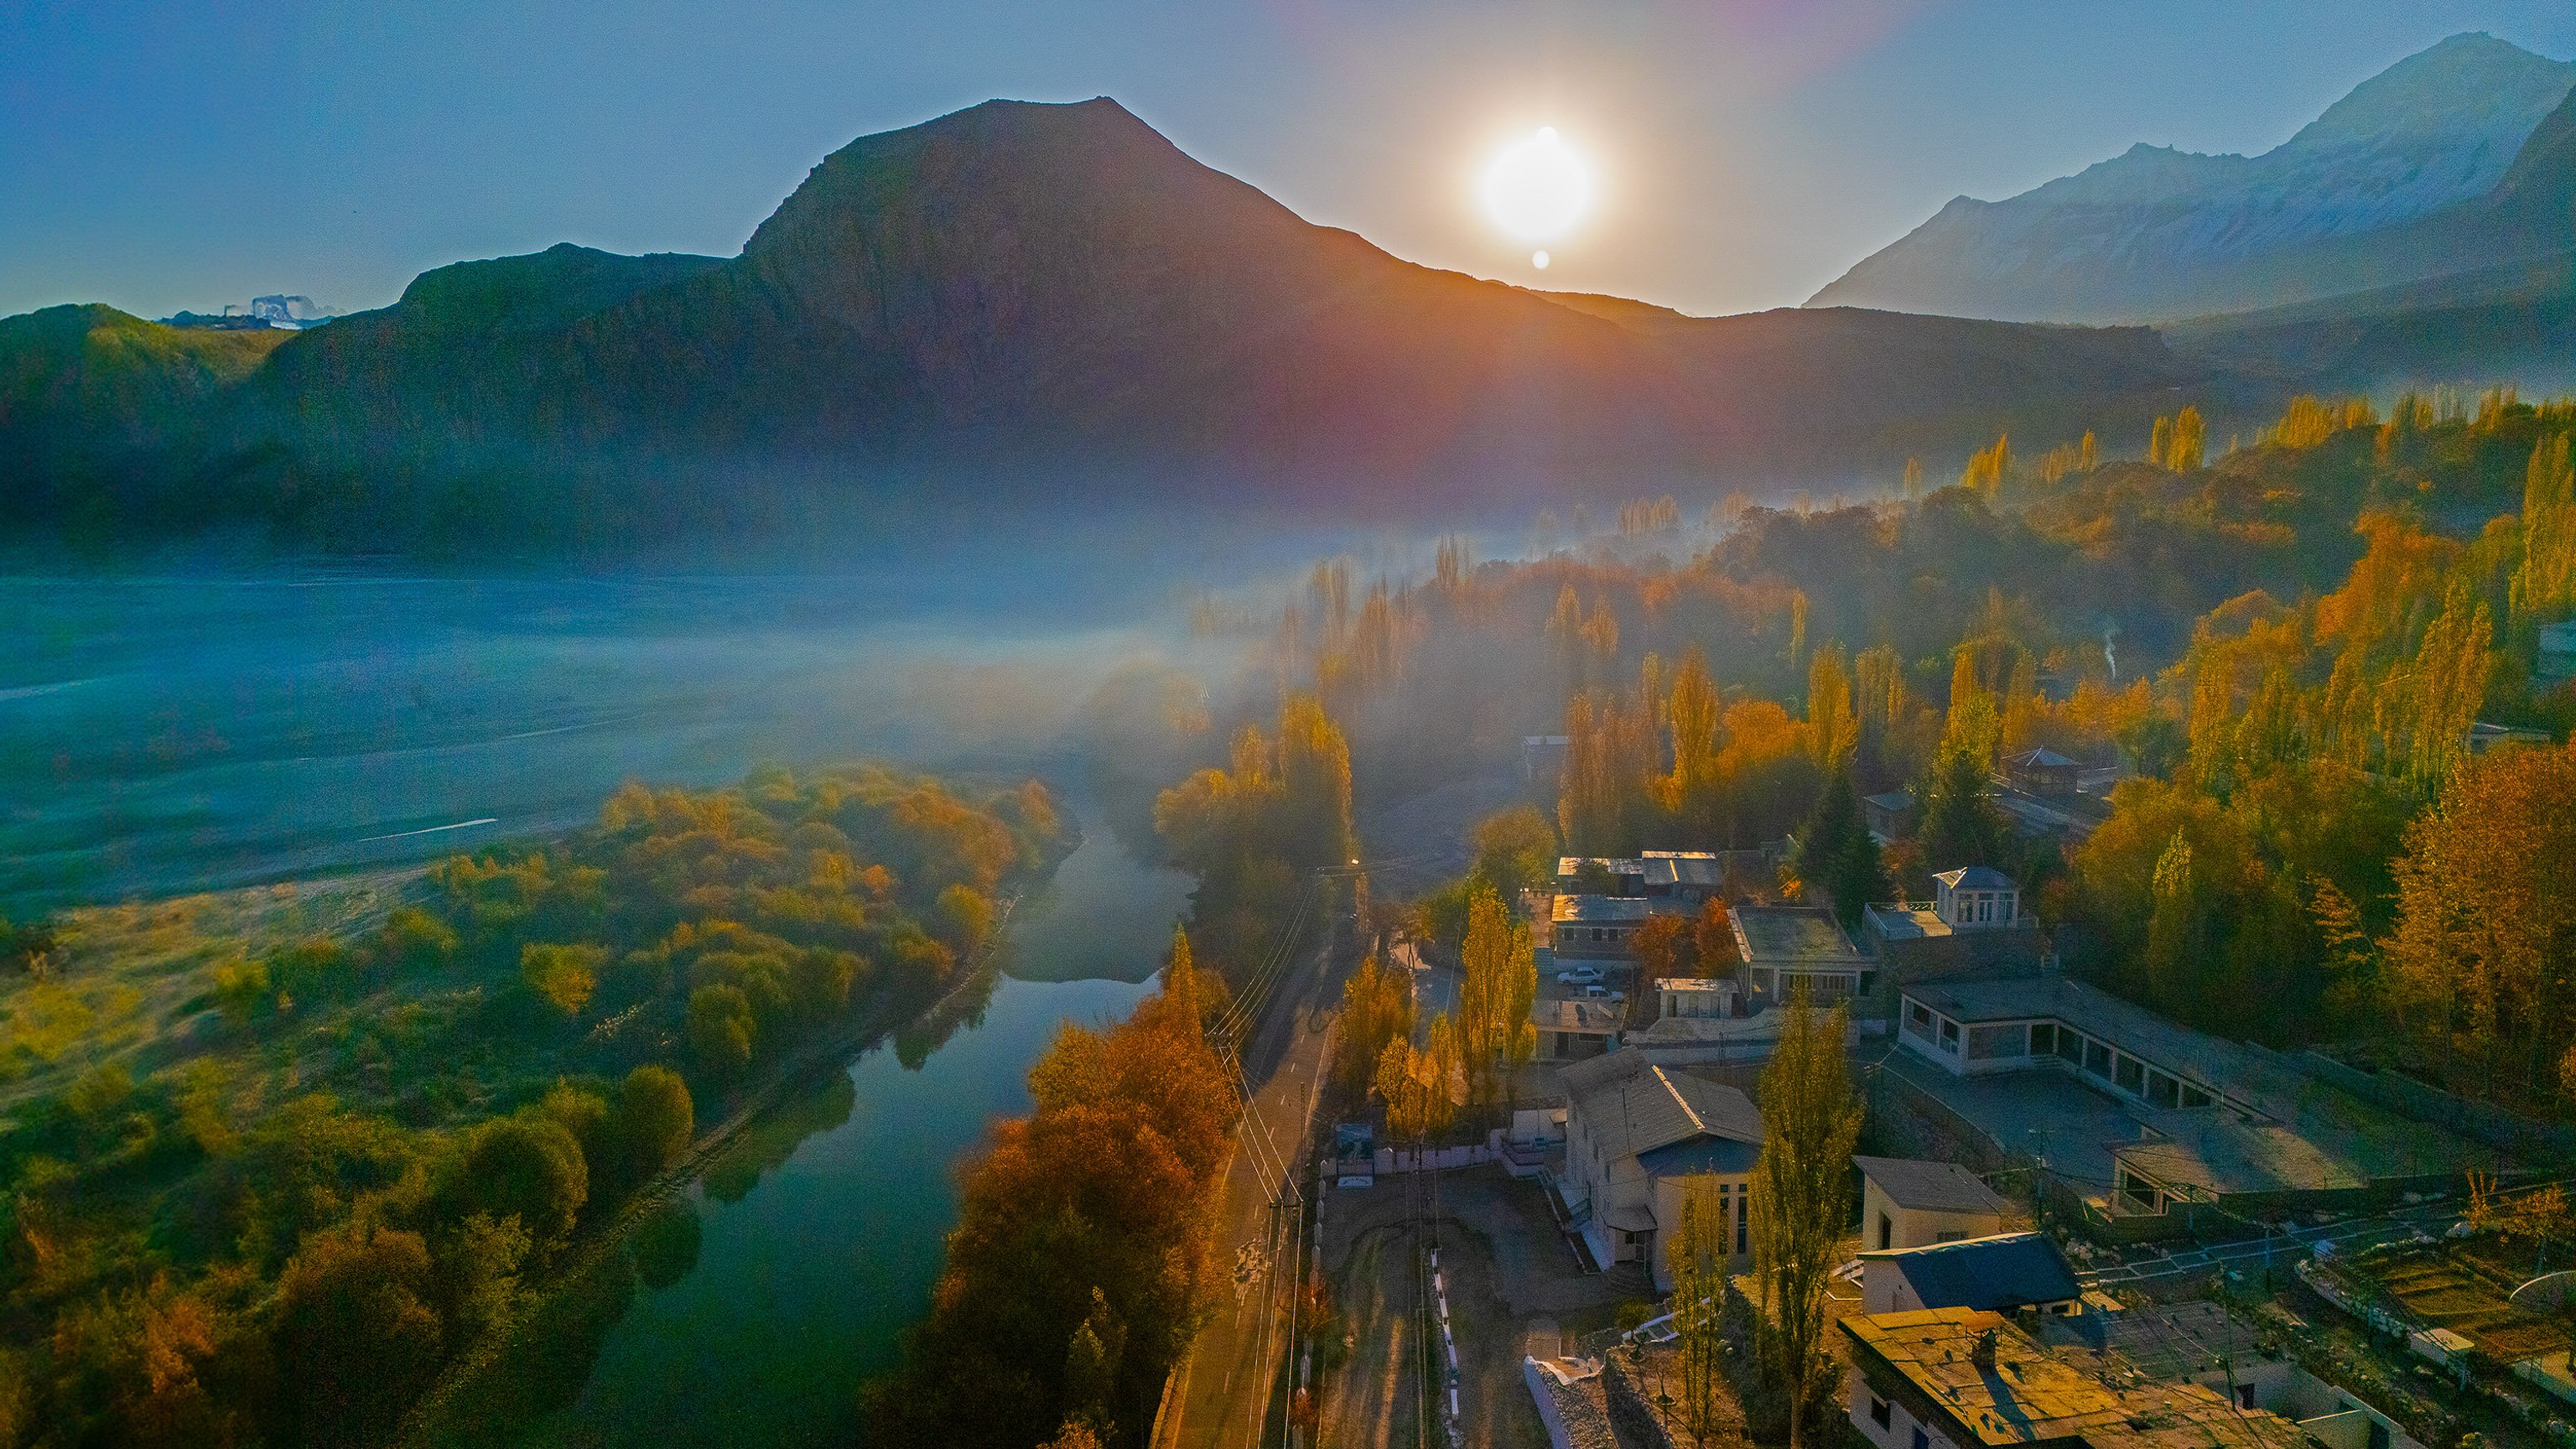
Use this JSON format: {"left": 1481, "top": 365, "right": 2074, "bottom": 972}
{"left": 1749, "top": 995, "right": 1862, "bottom": 1449}
{"left": 1670, "top": 1176, "right": 1731, "bottom": 1447}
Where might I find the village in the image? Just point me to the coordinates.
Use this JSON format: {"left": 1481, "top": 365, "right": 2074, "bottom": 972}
{"left": 1196, "top": 751, "right": 2576, "bottom": 1449}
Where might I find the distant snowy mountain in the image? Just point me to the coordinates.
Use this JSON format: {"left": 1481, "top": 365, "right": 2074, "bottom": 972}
{"left": 1809, "top": 33, "right": 2574, "bottom": 324}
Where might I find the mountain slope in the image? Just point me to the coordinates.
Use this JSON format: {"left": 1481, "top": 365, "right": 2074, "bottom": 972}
{"left": 0, "top": 305, "right": 290, "bottom": 515}
{"left": 1808, "top": 34, "right": 2574, "bottom": 324}
{"left": 8, "top": 100, "right": 2209, "bottom": 549}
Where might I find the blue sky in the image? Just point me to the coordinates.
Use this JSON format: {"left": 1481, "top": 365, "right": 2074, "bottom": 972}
{"left": 5, "top": 0, "right": 2572, "bottom": 320}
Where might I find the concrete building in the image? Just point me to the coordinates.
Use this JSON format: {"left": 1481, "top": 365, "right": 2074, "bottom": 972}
{"left": 1557, "top": 1049, "right": 1763, "bottom": 1285}
{"left": 2002, "top": 746, "right": 2082, "bottom": 798}
{"left": 2538, "top": 620, "right": 2576, "bottom": 685}
{"left": 1731, "top": 905, "right": 1873, "bottom": 1009}
{"left": 1551, "top": 895, "right": 1654, "bottom": 959}
{"left": 1862, "top": 789, "right": 1916, "bottom": 844}
{"left": 1533, "top": 996, "right": 1624, "bottom": 1061}
{"left": 2031, "top": 1301, "right": 2427, "bottom": 1449}
{"left": 1856, "top": 1156, "right": 2011, "bottom": 1251}
{"left": 1859, "top": 868, "right": 2048, "bottom": 1020}
{"left": 1890, "top": 975, "right": 2485, "bottom": 1223}
{"left": 1844, "top": 1309, "right": 2322, "bottom": 1449}
{"left": 1857, "top": 1232, "right": 2081, "bottom": 1317}
{"left": 1657, "top": 977, "right": 1738, "bottom": 1023}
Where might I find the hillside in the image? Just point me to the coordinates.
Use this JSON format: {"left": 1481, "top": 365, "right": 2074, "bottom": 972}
{"left": 0, "top": 101, "right": 2215, "bottom": 550}
{"left": 1809, "top": 34, "right": 2574, "bottom": 325}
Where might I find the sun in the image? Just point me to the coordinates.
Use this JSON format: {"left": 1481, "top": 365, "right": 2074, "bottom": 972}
{"left": 1481, "top": 127, "right": 1592, "bottom": 262}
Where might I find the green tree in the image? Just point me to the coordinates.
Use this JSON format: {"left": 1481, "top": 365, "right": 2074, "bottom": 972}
{"left": 616, "top": 1065, "right": 695, "bottom": 1184}
{"left": 448, "top": 1115, "right": 589, "bottom": 1249}
{"left": 688, "top": 983, "right": 756, "bottom": 1077}
{"left": 932, "top": 883, "right": 993, "bottom": 958}
{"left": 1469, "top": 805, "right": 1558, "bottom": 898}
{"left": 1792, "top": 766, "right": 1884, "bottom": 926}
{"left": 1669, "top": 1175, "right": 1729, "bottom": 1448}
{"left": 273, "top": 1226, "right": 443, "bottom": 1448}
{"left": 520, "top": 943, "right": 604, "bottom": 1017}
{"left": 1915, "top": 735, "right": 2008, "bottom": 873}
{"left": 1749, "top": 994, "right": 1862, "bottom": 1449}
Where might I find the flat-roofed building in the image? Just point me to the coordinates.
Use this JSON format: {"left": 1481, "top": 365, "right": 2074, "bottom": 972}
{"left": 1639, "top": 850, "right": 1725, "bottom": 904}
{"left": 1893, "top": 975, "right": 2486, "bottom": 1219}
{"left": 1860, "top": 868, "right": 2049, "bottom": 1020}
{"left": 1843, "top": 1309, "right": 2310, "bottom": 1449}
{"left": 1551, "top": 894, "right": 1654, "bottom": 959}
{"left": 1658, "top": 977, "right": 1737, "bottom": 1022}
{"left": 1731, "top": 905, "right": 1872, "bottom": 1009}
{"left": 1533, "top": 995, "right": 1624, "bottom": 1061}
{"left": 1856, "top": 1156, "right": 2012, "bottom": 1251}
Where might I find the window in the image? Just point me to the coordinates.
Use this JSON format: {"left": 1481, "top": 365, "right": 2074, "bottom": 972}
{"left": 1939, "top": 1018, "right": 1960, "bottom": 1053}
{"left": 2115, "top": 1055, "right": 2145, "bottom": 1093}
{"left": 2180, "top": 1085, "right": 2212, "bottom": 1109}
{"left": 1913, "top": 1427, "right": 1929, "bottom": 1449}
{"left": 1878, "top": 1213, "right": 1893, "bottom": 1250}
{"left": 2030, "top": 1023, "right": 2055, "bottom": 1057}
{"left": 1935, "top": 1230, "right": 1967, "bottom": 1243}
{"left": 2056, "top": 1028, "right": 2084, "bottom": 1064}
{"left": 2085, "top": 1041, "right": 2112, "bottom": 1078}
{"left": 2146, "top": 1071, "right": 2179, "bottom": 1108}
{"left": 1906, "top": 1002, "right": 1935, "bottom": 1041}
{"left": 1872, "top": 1399, "right": 1893, "bottom": 1430}
{"left": 2236, "top": 1384, "right": 2256, "bottom": 1410}
{"left": 1966, "top": 1023, "right": 2028, "bottom": 1060}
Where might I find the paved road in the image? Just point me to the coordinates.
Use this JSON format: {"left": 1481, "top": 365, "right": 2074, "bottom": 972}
{"left": 1156, "top": 881, "right": 1348, "bottom": 1449}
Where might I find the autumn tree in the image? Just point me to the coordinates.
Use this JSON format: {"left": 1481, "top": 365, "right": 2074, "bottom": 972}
{"left": 1457, "top": 883, "right": 1536, "bottom": 1106}
{"left": 1631, "top": 912, "right": 1692, "bottom": 1026}
{"left": 1333, "top": 955, "right": 1415, "bottom": 1098}
{"left": 1748, "top": 995, "right": 1863, "bottom": 1449}
{"left": 1694, "top": 899, "right": 1741, "bottom": 977}
{"left": 2386, "top": 742, "right": 2576, "bottom": 1107}
{"left": 1469, "top": 805, "right": 1558, "bottom": 899}
{"left": 1376, "top": 1014, "right": 1462, "bottom": 1145}
{"left": 273, "top": 1226, "right": 443, "bottom": 1448}
{"left": 1806, "top": 643, "right": 1857, "bottom": 773}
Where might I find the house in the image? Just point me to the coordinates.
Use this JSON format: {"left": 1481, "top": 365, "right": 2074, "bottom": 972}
{"left": 1856, "top": 1156, "right": 2011, "bottom": 1251}
{"left": 1857, "top": 1231, "right": 2081, "bottom": 1316}
{"left": 2031, "top": 1301, "right": 2428, "bottom": 1449}
{"left": 1657, "top": 978, "right": 1737, "bottom": 1022}
{"left": 1843, "top": 1308, "right": 2310, "bottom": 1449}
{"left": 2538, "top": 620, "right": 2576, "bottom": 684}
{"left": 1859, "top": 868, "right": 2047, "bottom": 1019}
{"left": 1730, "top": 905, "right": 1873, "bottom": 1009}
{"left": 1862, "top": 789, "right": 1915, "bottom": 844}
{"left": 2469, "top": 720, "right": 2551, "bottom": 754}
{"left": 1892, "top": 975, "right": 2485, "bottom": 1221}
{"left": 1551, "top": 895, "right": 1654, "bottom": 958}
{"left": 1639, "top": 850, "right": 1725, "bottom": 904}
{"left": 1556, "top": 857, "right": 1646, "bottom": 896}
{"left": 1533, "top": 996, "right": 1624, "bottom": 1061}
{"left": 1557, "top": 1049, "right": 1763, "bottom": 1286}
{"left": 2002, "top": 746, "right": 2082, "bottom": 798}
{"left": 1523, "top": 735, "right": 1571, "bottom": 785}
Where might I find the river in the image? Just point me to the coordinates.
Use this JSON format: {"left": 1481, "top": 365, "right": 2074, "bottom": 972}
{"left": 418, "top": 818, "right": 1191, "bottom": 1448}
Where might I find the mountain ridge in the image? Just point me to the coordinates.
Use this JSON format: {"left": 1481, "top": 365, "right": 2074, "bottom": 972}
{"left": 1807, "top": 33, "right": 2575, "bottom": 324}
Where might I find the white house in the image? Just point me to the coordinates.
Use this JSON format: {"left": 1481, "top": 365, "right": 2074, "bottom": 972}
{"left": 1855, "top": 1156, "right": 2011, "bottom": 1251}
{"left": 1557, "top": 1048, "right": 1763, "bottom": 1287}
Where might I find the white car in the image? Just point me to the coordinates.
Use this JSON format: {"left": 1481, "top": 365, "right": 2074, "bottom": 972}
{"left": 1555, "top": 965, "right": 1604, "bottom": 987}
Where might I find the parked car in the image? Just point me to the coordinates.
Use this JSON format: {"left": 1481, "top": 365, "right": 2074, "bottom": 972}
{"left": 1582, "top": 984, "right": 1624, "bottom": 1003}
{"left": 1556, "top": 964, "right": 1604, "bottom": 986}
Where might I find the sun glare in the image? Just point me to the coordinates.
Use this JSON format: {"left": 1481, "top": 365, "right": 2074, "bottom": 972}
{"left": 1481, "top": 127, "right": 1592, "bottom": 248}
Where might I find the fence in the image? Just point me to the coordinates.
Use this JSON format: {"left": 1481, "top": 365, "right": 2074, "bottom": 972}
{"left": 2298, "top": 1053, "right": 2576, "bottom": 1161}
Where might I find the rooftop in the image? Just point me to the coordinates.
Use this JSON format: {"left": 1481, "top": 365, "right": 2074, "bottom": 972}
{"left": 1865, "top": 901, "right": 1954, "bottom": 941}
{"left": 1639, "top": 850, "right": 1724, "bottom": 887}
{"left": 1865, "top": 789, "right": 1917, "bottom": 811}
{"left": 1732, "top": 906, "right": 1865, "bottom": 964}
{"left": 1533, "top": 998, "right": 1627, "bottom": 1034}
{"left": 1843, "top": 1310, "right": 2298, "bottom": 1449}
{"left": 1896, "top": 977, "right": 2488, "bottom": 1197}
{"left": 1857, "top": 1156, "right": 2011, "bottom": 1215}
{"left": 1562, "top": 1049, "right": 1762, "bottom": 1163}
{"left": 1553, "top": 894, "right": 1656, "bottom": 923}
{"left": 1935, "top": 865, "right": 2018, "bottom": 891}
{"left": 1860, "top": 1231, "right": 2080, "bottom": 1312}
{"left": 2031, "top": 1301, "right": 2267, "bottom": 1384}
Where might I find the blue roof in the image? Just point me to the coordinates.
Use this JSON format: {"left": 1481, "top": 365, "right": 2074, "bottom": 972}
{"left": 1635, "top": 1135, "right": 1763, "bottom": 1177}
{"left": 1869, "top": 1232, "right": 2078, "bottom": 1311}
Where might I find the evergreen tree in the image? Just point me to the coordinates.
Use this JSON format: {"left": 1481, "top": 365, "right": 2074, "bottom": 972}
{"left": 1793, "top": 767, "right": 1885, "bottom": 926}
{"left": 1916, "top": 735, "right": 2009, "bottom": 874}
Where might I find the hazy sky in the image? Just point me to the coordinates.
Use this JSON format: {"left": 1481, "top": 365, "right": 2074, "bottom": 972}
{"left": 6, "top": 1, "right": 2573, "bottom": 320}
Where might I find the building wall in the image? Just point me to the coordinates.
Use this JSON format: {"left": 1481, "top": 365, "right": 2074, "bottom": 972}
{"left": 1847, "top": 1364, "right": 1959, "bottom": 1449}
{"left": 1647, "top": 1171, "right": 1751, "bottom": 1291}
{"left": 1861, "top": 1180, "right": 2005, "bottom": 1251}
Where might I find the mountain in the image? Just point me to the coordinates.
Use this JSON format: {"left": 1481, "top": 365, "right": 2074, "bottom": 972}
{"left": 4, "top": 100, "right": 2219, "bottom": 551}
{"left": 1808, "top": 34, "right": 2575, "bottom": 325}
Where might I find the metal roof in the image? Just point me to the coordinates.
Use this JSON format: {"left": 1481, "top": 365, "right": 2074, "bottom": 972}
{"left": 1859, "top": 1231, "right": 2079, "bottom": 1311}
{"left": 1855, "top": 1156, "right": 2010, "bottom": 1215}
{"left": 1562, "top": 1049, "right": 1763, "bottom": 1165}
{"left": 1934, "top": 865, "right": 2018, "bottom": 891}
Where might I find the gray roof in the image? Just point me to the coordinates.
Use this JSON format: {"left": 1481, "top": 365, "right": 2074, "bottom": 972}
{"left": 1563, "top": 1050, "right": 1763, "bottom": 1165}
{"left": 1639, "top": 850, "right": 1724, "bottom": 886}
{"left": 1862, "top": 1231, "right": 2079, "bottom": 1311}
{"left": 2007, "top": 746, "right": 2081, "bottom": 769}
{"left": 1902, "top": 976, "right": 2489, "bottom": 1194}
{"left": 1732, "top": 906, "right": 1863, "bottom": 965}
{"left": 1854, "top": 1156, "right": 2009, "bottom": 1215}
{"left": 1863, "top": 790, "right": 1916, "bottom": 811}
{"left": 1933, "top": 865, "right": 2017, "bottom": 891}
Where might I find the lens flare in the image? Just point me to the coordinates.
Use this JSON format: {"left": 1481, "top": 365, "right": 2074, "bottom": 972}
{"left": 1482, "top": 127, "right": 1591, "bottom": 242}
